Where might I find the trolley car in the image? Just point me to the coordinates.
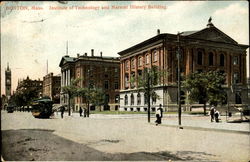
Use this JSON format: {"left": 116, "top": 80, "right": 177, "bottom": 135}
{"left": 31, "top": 98, "right": 53, "bottom": 118}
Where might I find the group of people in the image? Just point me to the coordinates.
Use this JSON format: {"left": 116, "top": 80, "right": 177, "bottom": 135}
{"left": 79, "top": 107, "right": 87, "bottom": 117}
{"left": 210, "top": 106, "right": 220, "bottom": 122}
{"left": 59, "top": 106, "right": 87, "bottom": 118}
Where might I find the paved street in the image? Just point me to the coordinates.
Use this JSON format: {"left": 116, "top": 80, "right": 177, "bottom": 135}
{"left": 1, "top": 111, "right": 250, "bottom": 161}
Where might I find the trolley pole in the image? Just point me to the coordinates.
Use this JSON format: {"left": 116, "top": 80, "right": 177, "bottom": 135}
{"left": 177, "top": 32, "right": 182, "bottom": 126}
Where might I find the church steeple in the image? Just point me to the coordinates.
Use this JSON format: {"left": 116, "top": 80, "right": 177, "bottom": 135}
{"left": 5, "top": 63, "right": 12, "bottom": 98}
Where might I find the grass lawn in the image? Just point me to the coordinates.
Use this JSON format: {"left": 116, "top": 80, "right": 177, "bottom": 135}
{"left": 89, "top": 110, "right": 207, "bottom": 115}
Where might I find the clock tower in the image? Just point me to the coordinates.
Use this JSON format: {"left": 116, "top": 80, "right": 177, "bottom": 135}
{"left": 5, "top": 63, "right": 11, "bottom": 99}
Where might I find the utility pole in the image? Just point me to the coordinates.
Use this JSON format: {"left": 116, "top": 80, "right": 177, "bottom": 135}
{"left": 177, "top": 32, "right": 182, "bottom": 126}
{"left": 87, "top": 69, "right": 90, "bottom": 117}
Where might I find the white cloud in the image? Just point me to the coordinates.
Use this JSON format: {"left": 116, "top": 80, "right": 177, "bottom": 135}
{"left": 1, "top": 1, "right": 249, "bottom": 94}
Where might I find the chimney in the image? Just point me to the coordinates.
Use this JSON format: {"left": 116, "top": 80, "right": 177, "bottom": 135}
{"left": 91, "top": 49, "right": 94, "bottom": 56}
{"left": 157, "top": 29, "right": 160, "bottom": 35}
{"left": 77, "top": 53, "right": 80, "bottom": 58}
{"left": 100, "top": 51, "right": 103, "bottom": 57}
{"left": 84, "top": 53, "right": 87, "bottom": 56}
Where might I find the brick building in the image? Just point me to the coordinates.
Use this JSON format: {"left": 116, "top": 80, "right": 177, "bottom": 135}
{"left": 59, "top": 49, "right": 120, "bottom": 112}
{"left": 118, "top": 20, "right": 248, "bottom": 112}
{"left": 42, "top": 73, "right": 61, "bottom": 103}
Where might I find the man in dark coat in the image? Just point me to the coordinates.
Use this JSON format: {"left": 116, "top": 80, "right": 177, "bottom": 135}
{"left": 79, "top": 107, "right": 83, "bottom": 117}
{"left": 60, "top": 106, "right": 65, "bottom": 119}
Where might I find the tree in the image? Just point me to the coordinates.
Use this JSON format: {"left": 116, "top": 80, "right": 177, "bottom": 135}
{"left": 137, "top": 66, "right": 166, "bottom": 123}
{"left": 76, "top": 86, "right": 105, "bottom": 117}
{"left": 61, "top": 78, "right": 80, "bottom": 116}
{"left": 184, "top": 70, "right": 227, "bottom": 115}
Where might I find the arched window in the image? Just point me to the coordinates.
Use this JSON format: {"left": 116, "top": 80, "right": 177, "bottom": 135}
{"left": 197, "top": 51, "right": 203, "bottom": 65}
{"left": 145, "top": 54, "right": 150, "bottom": 64}
{"left": 220, "top": 54, "right": 225, "bottom": 66}
{"left": 153, "top": 50, "right": 158, "bottom": 62}
{"left": 209, "top": 52, "right": 214, "bottom": 66}
{"left": 131, "top": 58, "right": 135, "bottom": 69}
{"left": 115, "top": 95, "right": 119, "bottom": 103}
{"left": 131, "top": 94, "right": 134, "bottom": 105}
{"left": 125, "top": 95, "right": 128, "bottom": 105}
{"left": 137, "top": 93, "right": 141, "bottom": 105}
{"left": 138, "top": 56, "right": 143, "bottom": 66}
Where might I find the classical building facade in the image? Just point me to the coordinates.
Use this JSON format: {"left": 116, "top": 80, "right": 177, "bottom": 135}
{"left": 42, "top": 73, "right": 61, "bottom": 103}
{"left": 59, "top": 49, "right": 120, "bottom": 111}
{"left": 118, "top": 21, "right": 248, "bottom": 112}
{"left": 5, "top": 63, "right": 11, "bottom": 100}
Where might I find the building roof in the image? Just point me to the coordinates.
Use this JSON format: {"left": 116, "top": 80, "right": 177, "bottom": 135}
{"left": 180, "top": 30, "right": 199, "bottom": 36}
{"left": 59, "top": 54, "right": 120, "bottom": 67}
{"left": 118, "top": 23, "right": 249, "bottom": 56}
{"left": 59, "top": 55, "right": 76, "bottom": 67}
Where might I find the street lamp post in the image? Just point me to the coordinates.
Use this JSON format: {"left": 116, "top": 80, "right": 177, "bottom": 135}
{"left": 177, "top": 32, "right": 182, "bottom": 126}
{"left": 147, "top": 72, "right": 151, "bottom": 123}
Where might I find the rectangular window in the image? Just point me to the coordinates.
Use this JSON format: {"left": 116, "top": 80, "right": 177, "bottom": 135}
{"left": 104, "top": 80, "right": 109, "bottom": 89}
{"left": 125, "top": 74, "right": 129, "bottom": 89}
{"left": 146, "top": 54, "right": 150, "bottom": 64}
{"left": 115, "top": 82, "right": 119, "bottom": 89}
{"left": 233, "top": 56, "right": 238, "bottom": 65}
{"left": 233, "top": 72, "right": 240, "bottom": 84}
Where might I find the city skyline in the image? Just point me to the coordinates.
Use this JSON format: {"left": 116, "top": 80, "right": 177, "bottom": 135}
{"left": 1, "top": 1, "right": 249, "bottom": 95}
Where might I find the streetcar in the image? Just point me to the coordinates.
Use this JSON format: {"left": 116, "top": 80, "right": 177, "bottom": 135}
{"left": 31, "top": 98, "right": 53, "bottom": 118}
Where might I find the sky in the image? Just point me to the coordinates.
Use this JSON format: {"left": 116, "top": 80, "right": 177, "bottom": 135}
{"left": 1, "top": 1, "right": 249, "bottom": 95}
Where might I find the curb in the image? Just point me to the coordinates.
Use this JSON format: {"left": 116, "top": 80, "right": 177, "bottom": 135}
{"left": 151, "top": 123, "right": 250, "bottom": 135}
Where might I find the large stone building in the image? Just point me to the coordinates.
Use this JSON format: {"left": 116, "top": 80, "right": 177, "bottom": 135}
{"left": 118, "top": 20, "right": 248, "bottom": 112}
{"left": 16, "top": 76, "right": 43, "bottom": 98}
{"left": 42, "top": 73, "right": 61, "bottom": 103}
{"left": 5, "top": 63, "right": 11, "bottom": 100}
{"left": 59, "top": 49, "right": 120, "bottom": 112}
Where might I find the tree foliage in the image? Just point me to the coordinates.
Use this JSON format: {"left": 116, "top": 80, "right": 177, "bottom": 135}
{"left": 62, "top": 78, "right": 105, "bottom": 116}
{"left": 13, "top": 86, "right": 41, "bottom": 108}
{"left": 136, "top": 66, "right": 167, "bottom": 122}
{"left": 184, "top": 70, "right": 227, "bottom": 115}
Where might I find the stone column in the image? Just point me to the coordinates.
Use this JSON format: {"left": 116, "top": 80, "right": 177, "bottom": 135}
{"left": 68, "top": 69, "right": 71, "bottom": 85}
{"left": 66, "top": 70, "right": 68, "bottom": 86}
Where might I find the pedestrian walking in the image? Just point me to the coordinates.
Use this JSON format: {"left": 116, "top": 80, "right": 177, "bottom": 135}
{"left": 79, "top": 107, "right": 83, "bottom": 117}
{"left": 210, "top": 106, "right": 215, "bottom": 122}
{"left": 60, "top": 106, "right": 65, "bottom": 119}
{"left": 155, "top": 104, "right": 163, "bottom": 125}
{"left": 214, "top": 109, "right": 220, "bottom": 123}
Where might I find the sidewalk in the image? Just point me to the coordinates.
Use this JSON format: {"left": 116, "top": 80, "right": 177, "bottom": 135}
{"left": 160, "top": 114, "right": 250, "bottom": 134}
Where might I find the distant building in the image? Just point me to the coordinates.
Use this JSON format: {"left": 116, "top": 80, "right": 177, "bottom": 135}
{"left": 59, "top": 49, "right": 120, "bottom": 111}
{"left": 42, "top": 73, "right": 61, "bottom": 103}
{"left": 16, "top": 76, "right": 43, "bottom": 98}
{"left": 5, "top": 63, "right": 11, "bottom": 100}
{"left": 118, "top": 19, "right": 248, "bottom": 112}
